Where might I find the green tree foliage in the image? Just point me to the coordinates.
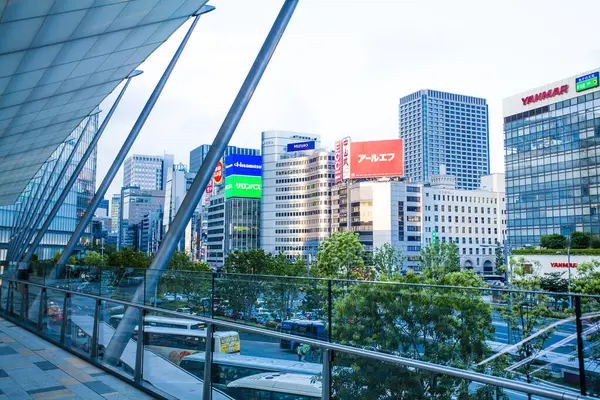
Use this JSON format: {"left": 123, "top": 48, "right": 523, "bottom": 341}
{"left": 500, "top": 257, "right": 554, "bottom": 393}
{"left": 539, "top": 234, "right": 566, "bottom": 249}
{"left": 419, "top": 241, "right": 460, "bottom": 279}
{"left": 315, "top": 231, "right": 366, "bottom": 279}
{"left": 539, "top": 272, "right": 568, "bottom": 293}
{"left": 372, "top": 243, "right": 405, "bottom": 280}
{"left": 51, "top": 250, "right": 76, "bottom": 265}
{"left": 332, "top": 269, "right": 499, "bottom": 399}
{"left": 495, "top": 242, "right": 505, "bottom": 270}
{"left": 168, "top": 250, "right": 210, "bottom": 272}
{"left": 573, "top": 259, "right": 600, "bottom": 295}
{"left": 82, "top": 250, "right": 107, "bottom": 266}
{"left": 107, "top": 248, "right": 150, "bottom": 268}
{"left": 570, "top": 231, "right": 590, "bottom": 249}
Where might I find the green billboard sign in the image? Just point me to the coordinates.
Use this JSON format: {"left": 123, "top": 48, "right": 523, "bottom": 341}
{"left": 225, "top": 175, "right": 262, "bottom": 199}
{"left": 576, "top": 72, "right": 599, "bottom": 92}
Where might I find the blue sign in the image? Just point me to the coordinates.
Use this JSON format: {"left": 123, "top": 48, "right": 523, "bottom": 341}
{"left": 224, "top": 154, "right": 262, "bottom": 177}
{"left": 287, "top": 141, "right": 315, "bottom": 152}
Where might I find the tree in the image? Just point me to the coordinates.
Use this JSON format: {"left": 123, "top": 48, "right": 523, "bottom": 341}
{"left": 315, "top": 232, "right": 366, "bottom": 279}
{"left": 570, "top": 231, "right": 590, "bottom": 249}
{"left": 499, "top": 256, "right": 553, "bottom": 398}
{"left": 83, "top": 250, "right": 106, "bottom": 266}
{"left": 495, "top": 242, "right": 505, "bottom": 270}
{"left": 539, "top": 272, "right": 568, "bottom": 293}
{"left": 331, "top": 269, "right": 499, "bottom": 399}
{"left": 419, "top": 241, "right": 460, "bottom": 279}
{"left": 372, "top": 243, "right": 405, "bottom": 280}
{"left": 539, "top": 234, "right": 566, "bottom": 249}
{"left": 107, "top": 248, "right": 150, "bottom": 268}
{"left": 590, "top": 235, "right": 600, "bottom": 249}
{"left": 51, "top": 250, "right": 76, "bottom": 265}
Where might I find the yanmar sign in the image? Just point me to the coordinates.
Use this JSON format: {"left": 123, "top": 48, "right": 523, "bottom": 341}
{"left": 521, "top": 85, "right": 568, "bottom": 106}
{"left": 551, "top": 262, "right": 577, "bottom": 269}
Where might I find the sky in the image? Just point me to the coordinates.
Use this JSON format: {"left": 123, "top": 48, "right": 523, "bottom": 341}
{"left": 97, "top": 0, "right": 600, "bottom": 200}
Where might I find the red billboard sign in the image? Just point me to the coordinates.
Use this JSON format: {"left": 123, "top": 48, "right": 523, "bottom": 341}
{"left": 205, "top": 178, "right": 214, "bottom": 195}
{"left": 334, "top": 140, "right": 342, "bottom": 182}
{"left": 349, "top": 139, "right": 404, "bottom": 179}
{"left": 213, "top": 160, "right": 224, "bottom": 184}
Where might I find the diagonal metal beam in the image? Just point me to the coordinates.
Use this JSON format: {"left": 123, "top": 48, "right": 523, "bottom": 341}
{"left": 56, "top": 9, "right": 212, "bottom": 267}
{"left": 103, "top": 0, "right": 299, "bottom": 367}
{"left": 13, "top": 116, "right": 96, "bottom": 262}
{"left": 22, "top": 77, "right": 136, "bottom": 263}
{"left": 7, "top": 146, "right": 68, "bottom": 261}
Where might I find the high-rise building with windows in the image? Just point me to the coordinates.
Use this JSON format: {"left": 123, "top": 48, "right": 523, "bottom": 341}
{"left": 123, "top": 154, "right": 173, "bottom": 191}
{"left": 189, "top": 145, "right": 260, "bottom": 174}
{"left": 111, "top": 194, "right": 120, "bottom": 233}
{"left": 0, "top": 116, "right": 98, "bottom": 261}
{"left": 163, "top": 163, "right": 195, "bottom": 254}
{"left": 399, "top": 90, "right": 490, "bottom": 190}
{"left": 504, "top": 68, "right": 600, "bottom": 248}
{"left": 118, "top": 186, "right": 164, "bottom": 250}
{"left": 261, "top": 131, "right": 334, "bottom": 260}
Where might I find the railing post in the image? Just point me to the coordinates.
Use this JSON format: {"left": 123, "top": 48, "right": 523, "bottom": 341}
{"left": 60, "top": 292, "right": 69, "bottom": 345}
{"left": 322, "top": 349, "right": 332, "bottom": 400}
{"left": 143, "top": 269, "right": 147, "bottom": 306}
{"left": 0, "top": 283, "right": 3, "bottom": 312}
{"left": 211, "top": 273, "right": 215, "bottom": 319}
{"left": 574, "top": 295, "right": 587, "bottom": 395}
{"left": 20, "top": 283, "right": 26, "bottom": 321}
{"left": 23, "top": 284, "right": 29, "bottom": 321}
{"left": 202, "top": 323, "right": 214, "bottom": 400}
{"left": 91, "top": 299, "right": 101, "bottom": 360}
{"left": 328, "top": 279, "right": 332, "bottom": 342}
{"left": 37, "top": 288, "right": 46, "bottom": 331}
{"left": 134, "top": 308, "right": 145, "bottom": 384}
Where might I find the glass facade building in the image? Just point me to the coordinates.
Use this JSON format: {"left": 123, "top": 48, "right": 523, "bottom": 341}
{"left": 0, "top": 115, "right": 98, "bottom": 261}
{"left": 504, "top": 68, "right": 600, "bottom": 248}
{"left": 399, "top": 90, "right": 490, "bottom": 190}
{"left": 123, "top": 154, "right": 173, "bottom": 191}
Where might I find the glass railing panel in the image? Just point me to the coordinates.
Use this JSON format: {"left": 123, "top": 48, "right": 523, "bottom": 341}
{"left": 578, "top": 295, "right": 600, "bottom": 397}
{"left": 65, "top": 293, "right": 97, "bottom": 360}
{"left": 197, "top": 325, "right": 323, "bottom": 400}
{"left": 149, "top": 270, "right": 212, "bottom": 315}
{"left": 96, "top": 300, "right": 137, "bottom": 381}
{"left": 101, "top": 266, "right": 145, "bottom": 304}
{"left": 41, "top": 288, "right": 66, "bottom": 343}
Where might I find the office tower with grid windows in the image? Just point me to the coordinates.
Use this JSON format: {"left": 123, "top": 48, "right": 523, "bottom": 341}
{"left": 399, "top": 90, "right": 490, "bottom": 190}
{"left": 504, "top": 68, "right": 600, "bottom": 248}
{"left": 123, "top": 154, "right": 173, "bottom": 191}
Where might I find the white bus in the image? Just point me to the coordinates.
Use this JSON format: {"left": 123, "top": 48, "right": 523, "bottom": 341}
{"left": 109, "top": 314, "right": 205, "bottom": 330}
{"left": 227, "top": 373, "right": 321, "bottom": 399}
{"left": 180, "top": 353, "right": 322, "bottom": 388}
{"left": 132, "top": 326, "right": 240, "bottom": 363}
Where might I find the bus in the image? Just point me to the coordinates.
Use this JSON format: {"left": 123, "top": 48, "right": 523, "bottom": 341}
{"left": 226, "top": 373, "right": 321, "bottom": 399}
{"left": 109, "top": 314, "right": 205, "bottom": 330}
{"left": 279, "top": 320, "right": 326, "bottom": 350}
{"left": 132, "top": 326, "right": 240, "bottom": 363}
{"left": 180, "top": 353, "right": 322, "bottom": 389}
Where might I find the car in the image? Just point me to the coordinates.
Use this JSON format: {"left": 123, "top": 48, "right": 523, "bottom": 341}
{"left": 163, "top": 293, "right": 183, "bottom": 301}
{"left": 176, "top": 307, "right": 192, "bottom": 314}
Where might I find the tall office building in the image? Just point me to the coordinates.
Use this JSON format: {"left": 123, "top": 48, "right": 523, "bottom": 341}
{"left": 111, "top": 194, "right": 120, "bottom": 233}
{"left": 0, "top": 116, "right": 98, "bottom": 260}
{"left": 96, "top": 199, "right": 109, "bottom": 218}
{"left": 118, "top": 186, "right": 164, "bottom": 250}
{"left": 504, "top": 68, "right": 600, "bottom": 248}
{"left": 189, "top": 144, "right": 260, "bottom": 174}
{"left": 261, "top": 131, "right": 334, "bottom": 260}
{"left": 399, "top": 90, "right": 490, "bottom": 190}
{"left": 206, "top": 154, "right": 262, "bottom": 267}
{"left": 163, "top": 163, "right": 195, "bottom": 254}
{"left": 123, "top": 154, "right": 173, "bottom": 191}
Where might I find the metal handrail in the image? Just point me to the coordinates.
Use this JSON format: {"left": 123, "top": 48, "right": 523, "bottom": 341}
{"left": 1, "top": 276, "right": 595, "bottom": 400}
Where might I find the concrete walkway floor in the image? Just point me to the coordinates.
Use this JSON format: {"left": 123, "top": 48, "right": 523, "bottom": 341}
{"left": 0, "top": 318, "right": 153, "bottom": 399}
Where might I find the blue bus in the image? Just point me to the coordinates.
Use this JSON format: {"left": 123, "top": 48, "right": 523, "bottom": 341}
{"left": 279, "top": 319, "right": 326, "bottom": 350}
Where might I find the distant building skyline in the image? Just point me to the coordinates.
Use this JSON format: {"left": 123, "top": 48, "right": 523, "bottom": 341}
{"left": 189, "top": 144, "right": 260, "bottom": 174}
{"left": 123, "top": 154, "right": 174, "bottom": 191}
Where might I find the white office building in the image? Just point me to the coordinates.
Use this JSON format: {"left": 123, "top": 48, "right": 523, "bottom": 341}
{"left": 123, "top": 153, "right": 174, "bottom": 191}
{"left": 261, "top": 131, "right": 334, "bottom": 260}
{"left": 332, "top": 170, "right": 506, "bottom": 274}
{"left": 163, "top": 163, "right": 195, "bottom": 254}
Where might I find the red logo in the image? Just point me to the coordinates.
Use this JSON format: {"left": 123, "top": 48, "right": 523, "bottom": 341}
{"left": 205, "top": 179, "right": 214, "bottom": 194}
{"left": 334, "top": 141, "right": 342, "bottom": 183}
{"left": 521, "top": 85, "right": 568, "bottom": 106}
{"left": 550, "top": 262, "right": 577, "bottom": 268}
{"left": 213, "top": 161, "right": 223, "bottom": 184}
{"left": 349, "top": 139, "right": 404, "bottom": 179}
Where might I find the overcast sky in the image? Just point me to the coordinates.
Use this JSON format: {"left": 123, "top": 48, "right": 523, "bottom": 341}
{"left": 97, "top": 0, "right": 600, "bottom": 200}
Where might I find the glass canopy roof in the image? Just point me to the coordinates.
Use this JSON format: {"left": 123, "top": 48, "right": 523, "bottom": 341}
{"left": 0, "top": 0, "right": 209, "bottom": 205}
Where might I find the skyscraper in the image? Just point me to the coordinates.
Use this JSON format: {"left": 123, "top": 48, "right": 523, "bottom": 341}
{"left": 399, "top": 90, "right": 490, "bottom": 190}
{"left": 189, "top": 145, "right": 260, "bottom": 174}
{"left": 118, "top": 186, "right": 164, "bottom": 250}
{"left": 163, "top": 163, "right": 195, "bottom": 253}
{"left": 504, "top": 68, "right": 600, "bottom": 248}
{"left": 111, "top": 194, "right": 120, "bottom": 233}
{"left": 123, "top": 154, "right": 174, "bottom": 191}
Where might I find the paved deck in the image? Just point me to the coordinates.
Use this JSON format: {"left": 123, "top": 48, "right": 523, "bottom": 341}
{"left": 0, "top": 318, "right": 153, "bottom": 399}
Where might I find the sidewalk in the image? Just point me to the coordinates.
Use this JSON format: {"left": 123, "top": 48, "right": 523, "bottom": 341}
{"left": 0, "top": 318, "right": 153, "bottom": 399}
